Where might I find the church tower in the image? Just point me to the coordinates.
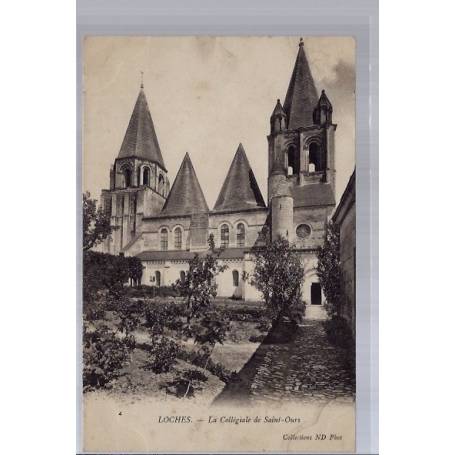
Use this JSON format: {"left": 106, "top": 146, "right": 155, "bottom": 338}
{"left": 100, "top": 82, "right": 170, "bottom": 254}
{"left": 268, "top": 38, "right": 337, "bottom": 241}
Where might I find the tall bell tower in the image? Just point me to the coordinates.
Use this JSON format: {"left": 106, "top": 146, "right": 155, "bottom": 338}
{"left": 100, "top": 82, "right": 170, "bottom": 254}
{"left": 268, "top": 38, "right": 337, "bottom": 241}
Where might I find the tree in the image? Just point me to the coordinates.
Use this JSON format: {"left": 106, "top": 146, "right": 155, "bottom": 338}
{"left": 175, "top": 234, "right": 229, "bottom": 397}
{"left": 317, "top": 220, "right": 343, "bottom": 318}
{"left": 249, "top": 230, "right": 305, "bottom": 323}
{"left": 83, "top": 192, "right": 113, "bottom": 251}
{"left": 126, "top": 256, "right": 144, "bottom": 287}
{"left": 175, "top": 234, "right": 227, "bottom": 325}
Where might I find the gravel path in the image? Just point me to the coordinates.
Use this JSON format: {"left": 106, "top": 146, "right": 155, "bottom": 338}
{"left": 213, "top": 319, "right": 355, "bottom": 406}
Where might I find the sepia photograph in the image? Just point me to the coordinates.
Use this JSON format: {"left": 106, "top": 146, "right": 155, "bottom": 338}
{"left": 82, "top": 35, "right": 356, "bottom": 452}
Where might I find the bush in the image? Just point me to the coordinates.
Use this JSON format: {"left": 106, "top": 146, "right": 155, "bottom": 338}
{"left": 83, "top": 325, "right": 132, "bottom": 390}
{"left": 249, "top": 334, "right": 265, "bottom": 343}
{"left": 143, "top": 336, "right": 179, "bottom": 373}
{"left": 84, "top": 251, "right": 143, "bottom": 305}
{"left": 230, "top": 294, "right": 243, "bottom": 301}
{"left": 323, "top": 316, "right": 354, "bottom": 349}
{"left": 144, "top": 301, "right": 186, "bottom": 336}
{"left": 125, "top": 285, "right": 180, "bottom": 299}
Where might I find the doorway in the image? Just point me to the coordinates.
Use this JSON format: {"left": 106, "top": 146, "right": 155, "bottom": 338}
{"left": 311, "top": 282, "right": 322, "bottom": 305}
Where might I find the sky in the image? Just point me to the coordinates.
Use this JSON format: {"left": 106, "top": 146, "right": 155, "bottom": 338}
{"left": 83, "top": 36, "right": 355, "bottom": 206}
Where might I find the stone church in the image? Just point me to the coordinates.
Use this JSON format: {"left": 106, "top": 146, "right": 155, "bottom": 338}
{"left": 100, "top": 39, "right": 338, "bottom": 308}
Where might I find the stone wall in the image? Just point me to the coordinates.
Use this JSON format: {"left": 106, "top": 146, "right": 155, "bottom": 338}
{"left": 332, "top": 171, "right": 356, "bottom": 335}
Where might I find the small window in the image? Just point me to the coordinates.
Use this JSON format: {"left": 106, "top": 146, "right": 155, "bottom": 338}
{"left": 160, "top": 228, "right": 168, "bottom": 251}
{"left": 232, "top": 270, "right": 239, "bottom": 287}
{"left": 158, "top": 174, "right": 164, "bottom": 194}
{"left": 309, "top": 142, "right": 324, "bottom": 172}
{"left": 123, "top": 168, "right": 131, "bottom": 188}
{"left": 143, "top": 167, "right": 150, "bottom": 186}
{"left": 220, "top": 224, "right": 229, "bottom": 248}
{"left": 296, "top": 224, "right": 311, "bottom": 239}
{"left": 179, "top": 270, "right": 185, "bottom": 282}
{"left": 236, "top": 223, "right": 245, "bottom": 247}
{"left": 155, "top": 271, "right": 161, "bottom": 287}
{"left": 287, "top": 145, "right": 299, "bottom": 176}
{"left": 174, "top": 227, "right": 182, "bottom": 250}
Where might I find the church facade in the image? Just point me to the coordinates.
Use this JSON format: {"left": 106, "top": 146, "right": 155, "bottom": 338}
{"left": 99, "top": 40, "right": 338, "bottom": 308}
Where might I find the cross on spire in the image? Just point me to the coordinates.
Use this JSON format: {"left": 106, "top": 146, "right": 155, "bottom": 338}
{"left": 140, "top": 71, "right": 144, "bottom": 89}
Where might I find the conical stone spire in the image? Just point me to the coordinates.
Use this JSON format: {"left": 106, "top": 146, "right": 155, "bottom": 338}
{"left": 283, "top": 39, "right": 318, "bottom": 129}
{"left": 213, "top": 143, "right": 266, "bottom": 212}
{"left": 160, "top": 153, "right": 208, "bottom": 216}
{"left": 118, "top": 87, "right": 166, "bottom": 170}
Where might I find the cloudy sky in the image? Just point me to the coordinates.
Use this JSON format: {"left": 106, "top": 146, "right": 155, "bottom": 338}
{"left": 83, "top": 36, "right": 355, "bottom": 206}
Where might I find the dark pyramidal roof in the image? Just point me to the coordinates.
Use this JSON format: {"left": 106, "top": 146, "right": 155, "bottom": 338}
{"left": 283, "top": 39, "right": 318, "bottom": 129}
{"left": 160, "top": 153, "right": 209, "bottom": 216}
{"left": 213, "top": 143, "right": 266, "bottom": 212}
{"left": 271, "top": 98, "right": 286, "bottom": 118}
{"left": 118, "top": 87, "right": 166, "bottom": 170}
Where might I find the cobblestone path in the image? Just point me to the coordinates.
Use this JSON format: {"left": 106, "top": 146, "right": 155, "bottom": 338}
{"left": 213, "top": 319, "right": 355, "bottom": 406}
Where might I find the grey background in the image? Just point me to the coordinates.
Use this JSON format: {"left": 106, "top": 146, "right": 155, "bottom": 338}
{"left": 76, "top": 1, "right": 378, "bottom": 453}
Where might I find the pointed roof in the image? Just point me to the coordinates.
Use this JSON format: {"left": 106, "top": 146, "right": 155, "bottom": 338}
{"left": 160, "top": 153, "right": 209, "bottom": 216}
{"left": 283, "top": 39, "right": 318, "bottom": 129}
{"left": 316, "top": 89, "right": 333, "bottom": 111}
{"left": 117, "top": 87, "right": 166, "bottom": 170}
{"left": 271, "top": 98, "right": 286, "bottom": 118}
{"left": 213, "top": 143, "right": 266, "bottom": 212}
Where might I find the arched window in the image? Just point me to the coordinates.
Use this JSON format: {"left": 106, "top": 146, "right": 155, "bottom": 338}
{"left": 287, "top": 145, "right": 299, "bottom": 176}
{"left": 123, "top": 168, "right": 131, "bottom": 188}
{"left": 232, "top": 270, "right": 239, "bottom": 287}
{"left": 174, "top": 227, "right": 182, "bottom": 250}
{"left": 220, "top": 224, "right": 230, "bottom": 248}
{"left": 143, "top": 167, "right": 150, "bottom": 186}
{"left": 158, "top": 174, "right": 164, "bottom": 194}
{"left": 309, "top": 142, "right": 324, "bottom": 172}
{"left": 236, "top": 223, "right": 245, "bottom": 247}
{"left": 179, "top": 270, "right": 185, "bottom": 282}
{"left": 160, "top": 228, "right": 168, "bottom": 251}
{"left": 155, "top": 271, "right": 161, "bottom": 287}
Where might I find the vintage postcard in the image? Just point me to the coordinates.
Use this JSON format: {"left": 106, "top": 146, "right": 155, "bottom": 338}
{"left": 82, "top": 36, "right": 356, "bottom": 452}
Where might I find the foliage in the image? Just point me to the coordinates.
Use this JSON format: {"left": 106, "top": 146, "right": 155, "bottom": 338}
{"left": 248, "top": 231, "right": 305, "bottom": 322}
{"left": 143, "top": 336, "right": 180, "bottom": 373}
{"left": 83, "top": 192, "right": 113, "bottom": 251}
{"left": 144, "top": 301, "right": 185, "bottom": 336}
{"left": 191, "top": 311, "right": 230, "bottom": 346}
{"left": 125, "top": 256, "right": 144, "bottom": 287}
{"left": 84, "top": 251, "right": 144, "bottom": 309}
{"left": 317, "top": 220, "right": 343, "bottom": 318}
{"left": 323, "top": 316, "right": 354, "bottom": 349}
{"left": 125, "top": 285, "right": 180, "bottom": 299}
{"left": 175, "top": 234, "right": 227, "bottom": 323}
{"left": 116, "top": 298, "right": 143, "bottom": 337}
{"left": 83, "top": 324, "right": 133, "bottom": 390}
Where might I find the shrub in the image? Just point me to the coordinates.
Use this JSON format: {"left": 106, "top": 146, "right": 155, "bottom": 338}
{"left": 230, "top": 294, "right": 243, "bottom": 301}
{"left": 144, "top": 301, "right": 185, "bottom": 336}
{"left": 125, "top": 285, "right": 180, "bottom": 299}
{"left": 317, "top": 221, "right": 343, "bottom": 318}
{"left": 83, "top": 324, "right": 132, "bottom": 390}
{"left": 249, "top": 334, "right": 265, "bottom": 343}
{"left": 248, "top": 233, "right": 305, "bottom": 322}
{"left": 323, "top": 316, "right": 354, "bottom": 349}
{"left": 143, "top": 336, "right": 179, "bottom": 373}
